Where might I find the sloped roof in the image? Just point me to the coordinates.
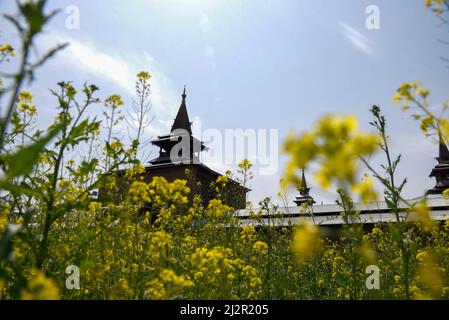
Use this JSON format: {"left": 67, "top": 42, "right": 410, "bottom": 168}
{"left": 170, "top": 86, "right": 192, "bottom": 135}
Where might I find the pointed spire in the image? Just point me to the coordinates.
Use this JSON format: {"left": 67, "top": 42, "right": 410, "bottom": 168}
{"left": 427, "top": 133, "right": 449, "bottom": 195}
{"left": 171, "top": 86, "right": 192, "bottom": 134}
{"left": 294, "top": 168, "right": 315, "bottom": 207}
{"left": 438, "top": 133, "right": 449, "bottom": 163}
{"left": 298, "top": 169, "right": 309, "bottom": 195}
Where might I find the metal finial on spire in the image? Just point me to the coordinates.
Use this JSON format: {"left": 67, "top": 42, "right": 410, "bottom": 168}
{"left": 182, "top": 85, "right": 186, "bottom": 102}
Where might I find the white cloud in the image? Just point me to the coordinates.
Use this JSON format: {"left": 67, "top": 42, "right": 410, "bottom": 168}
{"left": 198, "top": 14, "right": 216, "bottom": 69}
{"left": 390, "top": 132, "right": 435, "bottom": 155}
{"left": 199, "top": 14, "right": 211, "bottom": 33}
{"left": 62, "top": 38, "right": 135, "bottom": 93}
{"left": 204, "top": 44, "right": 216, "bottom": 69}
{"left": 41, "top": 33, "right": 179, "bottom": 136}
{"left": 339, "top": 22, "right": 375, "bottom": 56}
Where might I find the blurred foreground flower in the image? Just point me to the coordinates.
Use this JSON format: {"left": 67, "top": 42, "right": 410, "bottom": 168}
{"left": 283, "top": 115, "right": 379, "bottom": 202}
{"left": 21, "top": 270, "right": 60, "bottom": 300}
{"left": 291, "top": 223, "right": 321, "bottom": 265}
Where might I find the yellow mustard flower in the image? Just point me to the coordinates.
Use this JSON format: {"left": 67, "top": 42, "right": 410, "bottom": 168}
{"left": 252, "top": 241, "right": 269, "bottom": 255}
{"left": 21, "top": 270, "right": 60, "bottom": 300}
{"left": 291, "top": 223, "right": 320, "bottom": 264}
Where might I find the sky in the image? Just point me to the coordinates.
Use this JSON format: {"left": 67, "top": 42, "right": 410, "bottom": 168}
{"left": 0, "top": 0, "right": 448, "bottom": 206}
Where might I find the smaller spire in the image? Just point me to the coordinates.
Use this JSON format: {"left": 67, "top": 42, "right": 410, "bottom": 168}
{"left": 427, "top": 134, "right": 449, "bottom": 195}
{"left": 298, "top": 169, "right": 309, "bottom": 196}
{"left": 438, "top": 133, "right": 449, "bottom": 163}
{"left": 294, "top": 168, "right": 315, "bottom": 207}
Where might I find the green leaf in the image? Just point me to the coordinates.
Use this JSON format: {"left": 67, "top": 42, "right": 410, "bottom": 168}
{"left": 391, "top": 229, "right": 402, "bottom": 243}
{"left": 5, "top": 123, "right": 62, "bottom": 179}
{"left": 334, "top": 271, "right": 350, "bottom": 286}
{"left": 67, "top": 119, "right": 90, "bottom": 146}
{"left": 78, "top": 158, "right": 99, "bottom": 177}
{"left": 19, "top": 0, "right": 47, "bottom": 34}
{"left": 0, "top": 180, "right": 42, "bottom": 198}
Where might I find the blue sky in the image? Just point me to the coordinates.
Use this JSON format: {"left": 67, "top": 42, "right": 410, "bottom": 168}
{"left": 1, "top": 0, "right": 448, "bottom": 205}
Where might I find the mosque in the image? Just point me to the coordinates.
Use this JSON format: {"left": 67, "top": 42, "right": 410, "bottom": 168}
{"left": 143, "top": 87, "right": 249, "bottom": 209}
{"left": 106, "top": 87, "right": 449, "bottom": 228}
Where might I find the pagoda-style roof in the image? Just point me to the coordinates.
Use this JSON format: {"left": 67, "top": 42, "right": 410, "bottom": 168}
{"left": 151, "top": 133, "right": 206, "bottom": 151}
{"left": 149, "top": 87, "right": 206, "bottom": 165}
